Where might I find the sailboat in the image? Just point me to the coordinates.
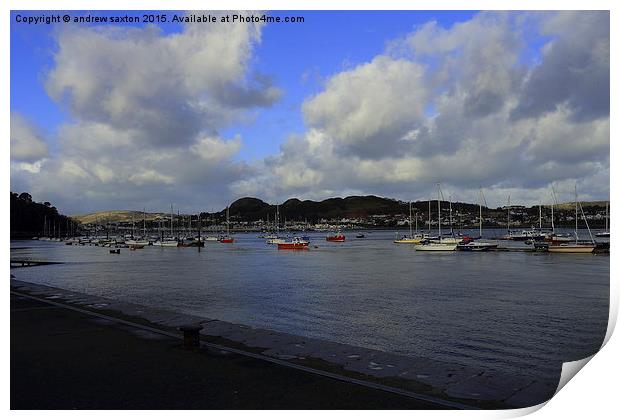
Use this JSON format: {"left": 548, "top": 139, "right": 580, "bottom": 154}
{"left": 458, "top": 189, "right": 498, "bottom": 251}
{"left": 542, "top": 186, "right": 572, "bottom": 244}
{"left": 395, "top": 201, "right": 424, "bottom": 244}
{"left": 548, "top": 186, "right": 595, "bottom": 253}
{"left": 154, "top": 205, "right": 180, "bottom": 247}
{"left": 126, "top": 210, "right": 150, "bottom": 247}
{"left": 433, "top": 195, "right": 461, "bottom": 244}
{"left": 595, "top": 202, "right": 610, "bottom": 237}
{"left": 218, "top": 206, "right": 234, "bottom": 243}
{"left": 266, "top": 204, "right": 286, "bottom": 244}
{"left": 415, "top": 184, "right": 457, "bottom": 251}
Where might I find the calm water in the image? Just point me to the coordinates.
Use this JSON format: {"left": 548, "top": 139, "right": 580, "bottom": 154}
{"left": 11, "top": 229, "right": 609, "bottom": 382}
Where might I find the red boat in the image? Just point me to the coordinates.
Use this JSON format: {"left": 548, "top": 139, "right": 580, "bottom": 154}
{"left": 218, "top": 236, "right": 234, "bottom": 243}
{"left": 277, "top": 237, "right": 309, "bottom": 250}
{"left": 326, "top": 233, "right": 345, "bottom": 242}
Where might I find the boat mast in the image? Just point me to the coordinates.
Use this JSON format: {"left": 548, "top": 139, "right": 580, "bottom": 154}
{"left": 415, "top": 210, "right": 418, "bottom": 233}
{"left": 479, "top": 190, "right": 483, "bottom": 238}
{"left": 507, "top": 195, "right": 511, "bottom": 233}
{"left": 170, "top": 204, "right": 173, "bottom": 239}
{"left": 437, "top": 183, "right": 441, "bottom": 239}
{"left": 449, "top": 195, "right": 453, "bottom": 235}
{"left": 605, "top": 201, "right": 609, "bottom": 232}
{"left": 428, "top": 199, "right": 431, "bottom": 234}
{"left": 226, "top": 206, "right": 230, "bottom": 236}
{"left": 578, "top": 202, "right": 595, "bottom": 243}
{"left": 409, "top": 201, "right": 412, "bottom": 238}
{"left": 143, "top": 208, "right": 146, "bottom": 238}
{"left": 551, "top": 190, "right": 555, "bottom": 234}
{"left": 539, "top": 203, "right": 542, "bottom": 231}
{"left": 575, "top": 185, "right": 578, "bottom": 243}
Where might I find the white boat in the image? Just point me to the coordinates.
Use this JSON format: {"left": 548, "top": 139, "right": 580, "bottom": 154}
{"left": 125, "top": 239, "right": 150, "bottom": 247}
{"left": 458, "top": 189, "right": 498, "bottom": 251}
{"left": 415, "top": 184, "right": 457, "bottom": 252}
{"left": 153, "top": 239, "right": 179, "bottom": 247}
{"left": 415, "top": 242, "right": 458, "bottom": 251}
{"left": 204, "top": 236, "right": 219, "bottom": 242}
{"left": 431, "top": 237, "right": 461, "bottom": 244}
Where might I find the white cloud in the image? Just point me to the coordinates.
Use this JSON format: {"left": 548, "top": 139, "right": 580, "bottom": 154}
{"left": 12, "top": 11, "right": 609, "bottom": 211}
{"left": 13, "top": 13, "right": 280, "bottom": 213}
{"left": 10, "top": 112, "right": 49, "bottom": 163}
{"left": 302, "top": 56, "right": 427, "bottom": 157}
{"left": 261, "top": 11, "right": 609, "bottom": 206}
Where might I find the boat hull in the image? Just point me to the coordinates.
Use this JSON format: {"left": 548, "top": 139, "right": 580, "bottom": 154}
{"left": 548, "top": 245, "right": 595, "bottom": 253}
{"left": 277, "top": 242, "right": 309, "bottom": 250}
{"left": 457, "top": 242, "right": 498, "bottom": 251}
{"left": 414, "top": 243, "right": 457, "bottom": 251}
{"left": 394, "top": 238, "right": 423, "bottom": 244}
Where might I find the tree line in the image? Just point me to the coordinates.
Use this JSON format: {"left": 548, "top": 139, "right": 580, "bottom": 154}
{"left": 10, "top": 192, "right": 78, "bottom": 239}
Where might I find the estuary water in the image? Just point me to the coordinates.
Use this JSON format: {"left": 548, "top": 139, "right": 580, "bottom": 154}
{"left": 10, "top": 229, "right": 609, "bottom": 382}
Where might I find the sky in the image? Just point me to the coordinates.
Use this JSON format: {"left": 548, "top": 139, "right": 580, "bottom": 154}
{"left": 10, "top": 10, "right": 610, "bottom": 214}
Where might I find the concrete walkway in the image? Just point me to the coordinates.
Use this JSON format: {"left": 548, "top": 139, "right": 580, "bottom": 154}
{"left": 11, "top": 293, "right": 446, "bottom": 409}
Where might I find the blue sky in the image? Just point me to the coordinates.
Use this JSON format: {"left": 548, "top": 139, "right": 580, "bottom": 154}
{"left": 11, "top": 10, "right": 478, "bottom": 160}
{"left": 10, "top": 10, "right": 609, "bottom": 213}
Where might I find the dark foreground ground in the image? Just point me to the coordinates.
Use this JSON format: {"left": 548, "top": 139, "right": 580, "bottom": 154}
{"left": 11, "top": 293, "right": 445, "bottom": 409}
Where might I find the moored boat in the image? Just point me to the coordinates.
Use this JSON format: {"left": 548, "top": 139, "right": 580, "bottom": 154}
{"left": 326, "top": 233, "right": 345, "bottom": 242}
{"left": 277, "top": 237, "right": 310, "bottom": 250}
{"left": 548, "top": 186, "right": 595, "bottom": 254}
{"left": 414, "top": 242, "right": 458, "bottom": 251}
{"left": 218, "top": 206, "right": 235, "bottom": 243}
{"left": 125, "top": 239, "right": 150, "bottom": 247}
{"left": 218, "top": 236, "right": 234, "bottom": 244}
{"left": 457, "top": 241, "right": 498, "bottom": 251}
{"left": 548, "top": 243, "right": 595, "bottom": 253}
{"left": 153, "top": 239, "right": 179, "bottom": 247}
{"left": 415, "top": 184, "right": 457, "bottom": 252}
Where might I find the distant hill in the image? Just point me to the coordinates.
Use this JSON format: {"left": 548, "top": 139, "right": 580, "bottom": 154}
{"left": 69, "top": 196, "right": 609, "bottom": 224}
{"left": 217, "top": 195, "right": 483, "bottom": 222}
{"left": 73, "top": 210, "right": 167, "bottom": 225}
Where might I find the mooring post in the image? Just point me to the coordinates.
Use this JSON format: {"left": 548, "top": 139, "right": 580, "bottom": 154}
{"left": 179, "top": 324, "right": 203, "bottom": 350}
